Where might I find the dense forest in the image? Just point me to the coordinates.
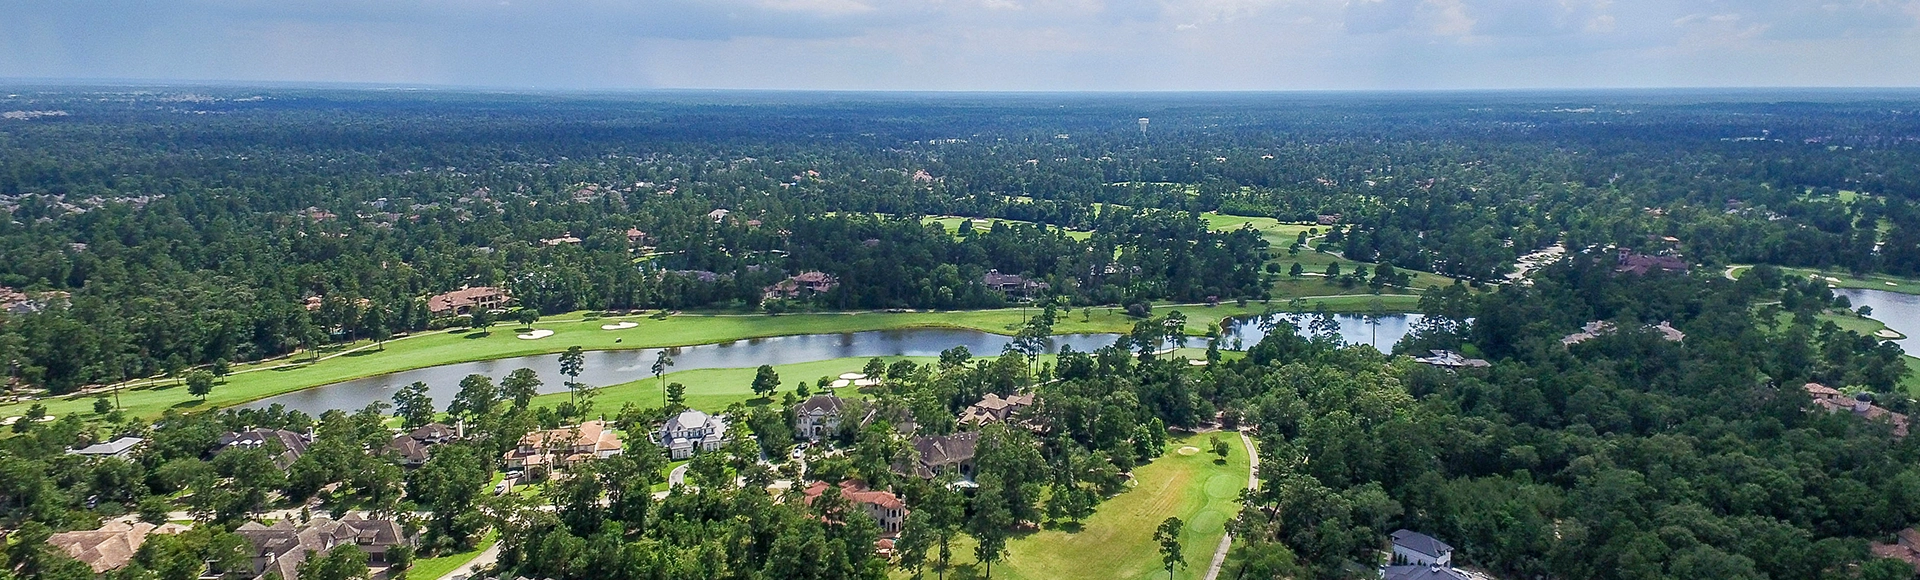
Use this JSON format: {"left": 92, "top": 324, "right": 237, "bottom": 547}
{"left": 4, "top": 89, "right": 1920, "bottom": 393}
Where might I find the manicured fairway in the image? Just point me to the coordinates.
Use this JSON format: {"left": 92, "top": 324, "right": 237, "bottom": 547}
{"left": 906, "top": 434, "right": 1251, "bottom": 580}
{"left": 922, "top": 216, "right": 1094, "bottom": 241}
{"left": 1199, "top": 212, "right": 1457, "bottom": 293}
{"left": 530, "top": 355, "right": 937, "bottom": 413}
{"left": 1738, "top": 264, "right": 1920, "bottom": 296}
{"left": 4, "top": 299, "right": 1411, "bottom": 420}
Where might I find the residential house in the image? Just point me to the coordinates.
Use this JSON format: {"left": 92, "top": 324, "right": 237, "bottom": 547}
{"left": 1561, "top": 320, "right": 1685, "bottom": 346}
{"left": 426, "top": 286, "right": 511, "bottom": 317}
{"left": 47, "top": 521, "right": 190, "bottom": 573}
{"left": 655, "top": 410, "right": 729, "bottom": 460}
{"left": 1871, "top": 527, "right": 1920, "bottom": 574}
{"left": 216, "top": 428, "right": 310, "bottom": 470}
{"left": 959, "top": 393, "right": 1035, "bottom": 426}
{"left": 1805, "top": 383, "right": 1909, "bottom": 438}
{"left": 901, "top": 432, "right": 979, "bottom": 479}
{"left": 707, "top": 208, "right": 732, "bottom": 222}
{"left": 384, "top": 435, "right": 430, "bottom": 467}
{"left": 1614, "top": 248, "right": 1690, "bottom": 275}
{"left": 233, "top": 515, "right": 412, "bottom": 580}
{"left": 541, "top": 235, "right": 582, "bottom": 246}
{"left": 625, "top": 228, "right": 652, "bottom": 245}
{"left": 408, "top": 422, "right": 459, "bottom": 445}
{"left": 1391, "top": 529, "right": 1454, "bottom": 567}
{"left": 1413, "top": 350, "right": 1490, "bottom": 369}
{"left": 803, "top": 480, "right": 909, "bottom": 535}
{"left": 71, "top": 437, "right": 145, "bottom": 460}
{"left": 795, "top": 395, "right": 848, "bottom": 441}
{"left": 981, "top": 270, "right": 1049, "bottom": 297}
{"left": 504, "top": 420, "right": 625, "bottom": 469}
{"left": 764, "top": 272, "right": 838, "bottom": 300}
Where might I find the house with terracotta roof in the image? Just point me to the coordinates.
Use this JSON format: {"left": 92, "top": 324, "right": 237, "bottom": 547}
{"left": 1413, "top": 350, "right": 1490, "bottom": 369}
{"left": 504, "top": 420, "right": 624, "bottom": 469}
{"left": 803, "top": 480, "right": 909, "bottom": 535}
{"left": 1872, "top": 527, "right": 1920, "bottom": 574}
{"left": 426, "top": 286, "right": 511, "bottom": 316}
{"left": 1614, "top": 248, "right": 1689, "bottom": 275}
{"left": 764, "top": 271, "right": 838, "bottom": 300}
{"left": 1805, "top": 383, "right": 1909, "bottom": 438}
{"left": 47, "top": 521, "right": 190, "bottom": 573}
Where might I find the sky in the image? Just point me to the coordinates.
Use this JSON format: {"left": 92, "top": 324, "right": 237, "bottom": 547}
{"left": 1, "top": 0, "right": 1917, "bottom": 91}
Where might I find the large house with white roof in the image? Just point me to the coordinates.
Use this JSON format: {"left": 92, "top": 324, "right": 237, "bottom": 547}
{"left": 656, "top": 409, "right": 730, "bottom": 459}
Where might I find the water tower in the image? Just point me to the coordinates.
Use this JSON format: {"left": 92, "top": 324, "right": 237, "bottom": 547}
{"left": 1138, "top": 117, "right": 1149, "bottom": 134}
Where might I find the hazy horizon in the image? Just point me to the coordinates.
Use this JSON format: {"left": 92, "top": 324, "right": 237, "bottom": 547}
{"left": 4, "top": 0, "right": 1917, "bottom": 92}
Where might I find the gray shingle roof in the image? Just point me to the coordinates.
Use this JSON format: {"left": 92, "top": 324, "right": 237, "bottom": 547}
{"left": 1391, "top": 529, "right": 1453, "bottom": 558}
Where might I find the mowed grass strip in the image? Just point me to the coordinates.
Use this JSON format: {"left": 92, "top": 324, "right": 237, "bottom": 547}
{"left": 909, "top": 434, "right": 1250, "bottom": 580}
{"left": 10, "top": 300, "right": 1413, "bottom": 420}
{"left": 530, "top": 355, "right": 937, "bottom": 414}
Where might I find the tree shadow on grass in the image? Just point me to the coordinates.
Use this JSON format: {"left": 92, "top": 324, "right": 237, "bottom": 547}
{"left": 171, "top": 399, "right": 207, "bottom": 409}
{"left": 465, "top": 332, "right": 492, "bottom": 339}
{"left": 1042, "top": 520, "right": 1086, "bottom": 533}
{"left": 343, "top": 349, "right": 379, "bottom": 357}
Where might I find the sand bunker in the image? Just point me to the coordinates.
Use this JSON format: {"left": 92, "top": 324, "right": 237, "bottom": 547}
{"left": 1877, "top": 329, "right": 1905, "bottom": 340}
{"left": 1177, "top": 446, "right": 1202, "bottom": 456}
{"left": 517, "top": 329, "right": 555, "bottom": 340}
{"left": 838, "top": 372, "right": 867, "bottom": 380}
{"left": 829, "top": 379, "right": 852, "bottom": 388}
{"left": 601, "top": 321, "right": 638, "bottom": 330}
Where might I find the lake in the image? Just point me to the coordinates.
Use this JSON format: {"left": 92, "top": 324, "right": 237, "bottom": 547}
{"left": 243, "top": 314, "right": 1420, "bottom": 415}
{"left": 1835, "top": 288, "right": 1920, "bottom": 352}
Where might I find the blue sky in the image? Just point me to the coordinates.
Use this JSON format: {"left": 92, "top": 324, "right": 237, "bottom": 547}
{"left": 1, "top": 0, "right": 1916, "bottom": 90}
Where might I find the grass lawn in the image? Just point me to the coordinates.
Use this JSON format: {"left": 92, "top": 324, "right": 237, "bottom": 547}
{"left": 903, "top": 434, "right": 1250, "bottom": 580}
{"left": 407, "top": 529, "right": 498, "bottom": 580}
{"left": 1735, "top": 265, "right": 1920, "bottom": 296}
{"left": 535, "top": 355, "right": 939, "bottom": 414}
{"left": 1906, "top": 357, "right": 1920, "bottom": 398}
{"left": 1197, "top": 212, "right": 1456, "bottom": 295}
{"left": 921, "top": 216, "right": 1094, "bottom": 241}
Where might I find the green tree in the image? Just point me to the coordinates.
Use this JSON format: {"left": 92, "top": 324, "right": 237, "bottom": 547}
{"left": 93, "top": 396, "right": 113, "bottom": 414}
{"left": 666, "top": 382, "right": 687, "bottom": 408}
{"left": 468, "top": 309, "right": 494, "bottom": 334}
{"left": 559, "top": 345, "right": 586, "bottom": 410}
{"left": 1289, "top": 262, "right": 1304, "bottom": 277}
{"left": 1155, "top": 517, "right": 1185, "bottom": 580}
{"left": 752, "top": 364, "right": 781, "bottom": 398}
{"left": 651, "top": 350, "right": 675, "bottom": 405}
{"left": 970, "top": 475, "right": 1013, "bottom": 579}
{"left": 295, "top": 544, "right": 370, "bottom": 580}
{"left": 1210, "top": 435, "right": 1230, "bottom": 461}
{"left": 392, "top": 381, "right": 436, "bottom": 428}
{"left": 185, "top": 369, "right": 216, "bottom": 400}
{"left": 448, "top": 374, "right": 498, "bottom": 420}
{"left": 515, "top": 307, "right": 540, "bottom": 329}
{"left": 502, "top": 367, "right": 542, "bottom": 410}
{"left": 363, "top": 306, "right": 391, "bottom": 351}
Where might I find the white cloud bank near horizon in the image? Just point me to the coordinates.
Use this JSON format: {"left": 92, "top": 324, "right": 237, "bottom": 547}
{"left": 1, "top": 0, "right": 1917, "bottom": 91}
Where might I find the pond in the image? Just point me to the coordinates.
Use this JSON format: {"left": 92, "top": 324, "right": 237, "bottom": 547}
{"left": 244, "top": 314, "right": 1424, "bottom": 416}
{"left": 1835, "top": 288, "right": 1920, "bottom": 352}
{"left": 1219, "top": 313, "right": 1422, "bottom": 354}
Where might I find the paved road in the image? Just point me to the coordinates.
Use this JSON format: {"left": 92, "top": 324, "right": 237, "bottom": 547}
{"left": 436, "top": 541, "right": 501, "bottom": 580}
{"left": 1202, "top": 430, "right": 1260, "bottom": 580}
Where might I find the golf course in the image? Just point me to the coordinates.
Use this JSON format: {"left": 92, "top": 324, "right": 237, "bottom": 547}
{"left": 1, "top": 298, "right": 1411, "bottom": 420}
{"left": 897, "top": 433, "right": 1252, "bottom": 580}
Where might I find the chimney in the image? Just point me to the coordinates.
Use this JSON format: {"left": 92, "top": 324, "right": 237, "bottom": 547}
{"left": 1855, "top": 392, "right": 1874, "bottom": 413}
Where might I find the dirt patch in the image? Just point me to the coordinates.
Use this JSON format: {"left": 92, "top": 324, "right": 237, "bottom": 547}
{"left": 1176, "top": 446, "right": 1201, "bottom": 455}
